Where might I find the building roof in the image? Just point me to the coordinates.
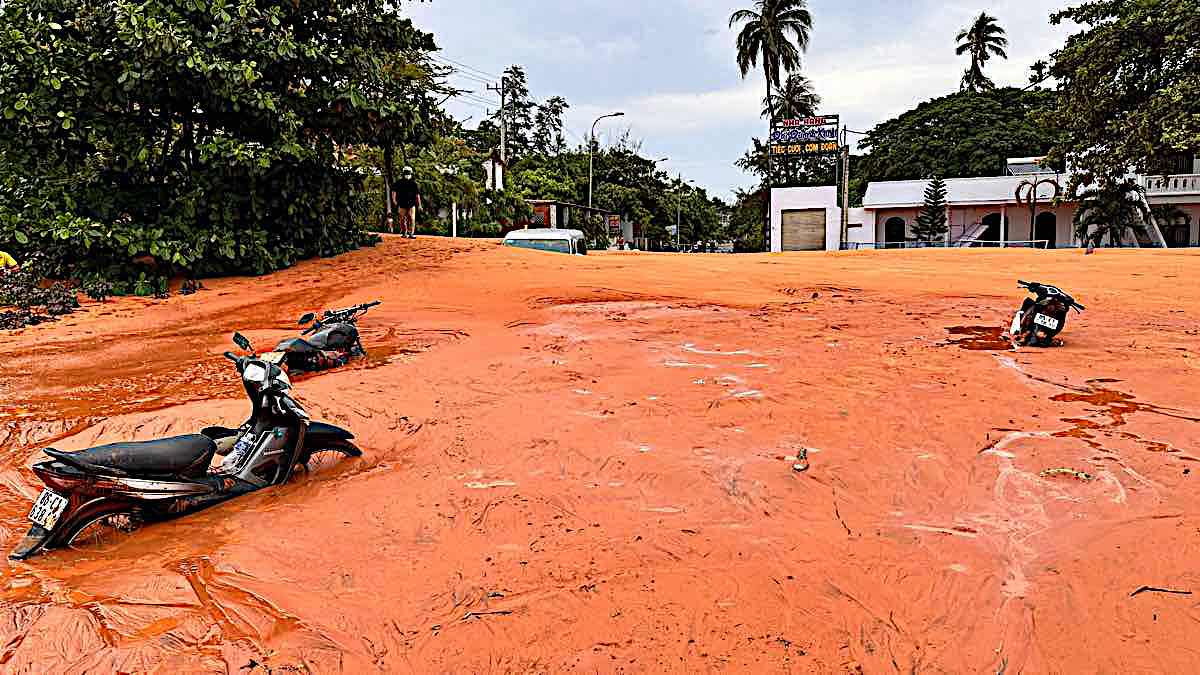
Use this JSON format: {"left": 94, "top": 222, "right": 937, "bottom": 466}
{"left": 863, "top": 175, "right": 1066, "bottom": 209}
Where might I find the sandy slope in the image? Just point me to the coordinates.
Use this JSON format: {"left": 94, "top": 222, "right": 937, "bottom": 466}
{"left": 0, "top": 237, "right": 1197, "bottom": 673}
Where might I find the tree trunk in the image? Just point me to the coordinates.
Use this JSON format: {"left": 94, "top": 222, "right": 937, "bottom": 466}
{"left": 764, "top": 76, "right": 774, "bottom": 252}
{"left": 383, "top": 143, "right": 395, "bottom": 227}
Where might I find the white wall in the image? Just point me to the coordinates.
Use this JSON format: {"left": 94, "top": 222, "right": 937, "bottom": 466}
{"left": 770, "top": 186, "right": 841, "bottom": 252}
{"left": 871, "top": 203, "right": 1079, "bottom": 247}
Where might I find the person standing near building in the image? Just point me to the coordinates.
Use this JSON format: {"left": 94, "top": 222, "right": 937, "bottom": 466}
{"left": 395, "top": 166, "right": 421, "bottom": 239}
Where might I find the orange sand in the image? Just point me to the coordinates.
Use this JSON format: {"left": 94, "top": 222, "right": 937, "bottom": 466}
{"left": 0, "top": 238, "right": 1197, "bottom": 672}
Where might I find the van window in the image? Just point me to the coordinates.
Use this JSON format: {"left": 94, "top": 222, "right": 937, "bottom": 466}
{"left": 505, "top": 239, "right": 572, "bottom": 254}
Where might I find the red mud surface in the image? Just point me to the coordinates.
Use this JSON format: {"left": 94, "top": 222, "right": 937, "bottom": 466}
{"left": 1, "top": 238, "right": 1198, "bottom": 673}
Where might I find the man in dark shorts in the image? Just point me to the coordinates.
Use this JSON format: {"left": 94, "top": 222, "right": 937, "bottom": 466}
{"left": 394, "top": 166, "right": 421, "bottom": 239}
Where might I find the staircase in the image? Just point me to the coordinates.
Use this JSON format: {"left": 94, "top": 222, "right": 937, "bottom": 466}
{"left": 954, "top": 221, "right": 989, "bottom": 247}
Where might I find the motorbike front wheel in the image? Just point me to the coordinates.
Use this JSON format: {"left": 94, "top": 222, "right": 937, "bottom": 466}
{"left": 296, "top": 441, "right": 362, "bottom": 476}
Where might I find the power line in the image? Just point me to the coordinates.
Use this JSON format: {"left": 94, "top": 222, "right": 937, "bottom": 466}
{"left": 442, "top": 68, "right": 494, "bottom": 86}
{"left": 430, "top": 54, "right": 500, "bottom": 81}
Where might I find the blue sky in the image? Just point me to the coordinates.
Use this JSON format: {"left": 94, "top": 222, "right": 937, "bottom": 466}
{"left": 405, "top": 1, "right": 1075, "bottom": 200}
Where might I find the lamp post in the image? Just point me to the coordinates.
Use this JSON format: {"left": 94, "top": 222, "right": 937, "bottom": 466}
{"left": 588, "top": 112, "right": 625, "bottom": 209}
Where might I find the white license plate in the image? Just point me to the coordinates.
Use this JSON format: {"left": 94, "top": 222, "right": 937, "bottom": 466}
{"left": 262, "top": 351, "right": 286, "bottom": 365}
{"left": 28, "top": 489, "right": 69, "bottom": 530}
{"left": 1034, "top": 314, "right": 1060, "bottom": 330}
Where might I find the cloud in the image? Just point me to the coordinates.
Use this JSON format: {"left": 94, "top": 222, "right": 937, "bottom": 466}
{"left": 407, "top": 0, "right": 1085, "bottom": 199}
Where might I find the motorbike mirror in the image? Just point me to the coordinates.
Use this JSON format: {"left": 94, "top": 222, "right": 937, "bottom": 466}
{"left": 299, "top": 312, "right": 316, "bottom": 325}
{"left": 232, "top": 332, "right": 253, "bottom": 352}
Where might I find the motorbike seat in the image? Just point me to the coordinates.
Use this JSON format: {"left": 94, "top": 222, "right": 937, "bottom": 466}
{"left": 276, "top": 333, "right": 330, "bottom": 353}
{"left": 45, "top": 434, "right": 217, "bottom": 478}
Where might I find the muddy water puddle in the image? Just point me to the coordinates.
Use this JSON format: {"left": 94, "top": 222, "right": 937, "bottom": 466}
{"left": 947, "top": 325, "right": 1014, "bottom": 351}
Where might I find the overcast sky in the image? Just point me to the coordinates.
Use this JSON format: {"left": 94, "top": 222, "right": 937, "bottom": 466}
{"left": 405, "top": 0, "right": 1076, "bottom": 200}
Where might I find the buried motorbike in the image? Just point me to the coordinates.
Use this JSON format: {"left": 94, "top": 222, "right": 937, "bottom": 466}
{"left": 263, "top": 301, "right": 381, "bottom": 373}
{"left": 11, "top": 333, "right": 361, "bottom": 560}
{"left": 1009, "top": 280, "right": 1086, "bottom": 347}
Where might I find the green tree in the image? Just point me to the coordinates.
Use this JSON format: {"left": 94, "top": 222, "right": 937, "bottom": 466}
{"left": 956, "top": 12, "right": 1008, "bottom": 92}
{"left": 0, "top": 0, "right": 439, "bottom": 285}
{"left": 913, "top": 176, "right": 949, "bottom": 242}
{"left": 857, "top": 89, "right": 1060, "bottom": 182}
{"left": 532, "top": 96, "right": 570, "bottom": 156}
{"left": 730, "top": 0, "right": 813, "bottom": 251}
{"left": 1072, "top": 178, "right": 1150, "bottom": 247}
{"left": 1044, "top": 0, "right": 1199, "bottom": 180}
{"left": 761, "top": 73, "right": 821, "bottom": 120}
{"left": 728, "top": 188, "right": 767, "bottom": 252}
{"left": 496, "top": 65, "right": 535, "bottom": 159}
{"left": 1028, "top": 59, "right": 1051, "bottom": 87}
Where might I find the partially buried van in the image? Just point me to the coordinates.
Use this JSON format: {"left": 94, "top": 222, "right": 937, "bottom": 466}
{"left": 502, "top": 228, "right": 588, "bottom": 256}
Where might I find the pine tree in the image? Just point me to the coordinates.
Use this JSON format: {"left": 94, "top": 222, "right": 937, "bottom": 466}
{"left": 914, "top": 176, "right": 949, "bottom": 242}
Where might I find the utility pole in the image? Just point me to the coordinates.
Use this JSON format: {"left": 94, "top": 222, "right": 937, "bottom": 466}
{"left": 840, "top": 127, "right": 850, "bottom": 250}
{"left": 487, "top": 77, "right": 507, "bottom": 164}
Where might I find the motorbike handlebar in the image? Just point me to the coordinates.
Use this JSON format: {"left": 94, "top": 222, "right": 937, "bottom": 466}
{"left": 223, "top": 351, "right": 239, "bottom": 362}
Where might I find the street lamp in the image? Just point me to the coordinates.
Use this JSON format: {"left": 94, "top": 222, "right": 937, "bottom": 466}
{"left": 588, "top": 111, "right": 625, "bottom": 209}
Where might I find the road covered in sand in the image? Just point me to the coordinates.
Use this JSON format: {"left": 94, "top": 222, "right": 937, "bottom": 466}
{"left": 0, "top": 238, "right": 1198, "bottom": 672}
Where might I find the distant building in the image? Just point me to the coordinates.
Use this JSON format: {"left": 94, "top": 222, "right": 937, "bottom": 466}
{"left": 769, "top": 155, "right": 1200, "bottom": 251}
{"left": 522, "top": 200, "right": 612, "bottom": 232}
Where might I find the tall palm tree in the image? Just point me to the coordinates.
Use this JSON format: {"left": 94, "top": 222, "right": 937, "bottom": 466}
{"left": 730, "top": 0, "right": 813, "bottom": 250}
{"left": 1072, "top": 178, "right": 1151, "bottom": 247}
{"left": 761, "top": 73, "right": 821, "bottom": 120}
{"left": 956, "top": 12, "right": 1008, "bottom": 92}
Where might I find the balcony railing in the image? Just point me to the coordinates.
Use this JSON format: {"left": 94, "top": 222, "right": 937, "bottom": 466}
{"left": 1142, "top": 174, "right": 1200, "bottom": 195}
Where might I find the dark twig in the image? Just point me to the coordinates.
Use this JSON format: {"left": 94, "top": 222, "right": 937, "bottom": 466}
{"left": 1130, "top": 586, "right": 1192, "bottom": 598}
{"left": 460, "top": 610, "right": 513, "bottom": 621}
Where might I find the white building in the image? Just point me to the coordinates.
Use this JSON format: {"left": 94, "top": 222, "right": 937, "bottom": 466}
{"left": 770, "top": 156, "right": 1200, "bottom": 251}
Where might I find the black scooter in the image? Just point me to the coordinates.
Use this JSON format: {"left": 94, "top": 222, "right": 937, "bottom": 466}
{"left": 11, "top": 333, "right": 361, "bottom": 560}
{"left": 264, "top": 301, "right": 381, "bottom": 373}
{"left": 1009, "top": 280, "right": 1085, "bottom": 347}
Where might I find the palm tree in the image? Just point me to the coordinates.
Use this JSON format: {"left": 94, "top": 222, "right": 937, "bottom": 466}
{"left": 1072, "top": 178, "right": 1151, "bottom": 247}
{"left": 1015, "top": 175, "right": 1061, "bottom": 245}
{"left": 761, "top": 73, "right": 821, "bottom": 120}
{"left": 956, "top": 12, "right": 1008, "bottom": 92}
{"left": 730, "top": 0, "right": 813, "bottom": 250}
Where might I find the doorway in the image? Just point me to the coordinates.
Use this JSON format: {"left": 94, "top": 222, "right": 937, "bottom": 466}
{"left": 1034, "top": 212, "right": 1057, "bottom": 249}
{"left": 884, "top": 217, "right": 906, "bottom": 249}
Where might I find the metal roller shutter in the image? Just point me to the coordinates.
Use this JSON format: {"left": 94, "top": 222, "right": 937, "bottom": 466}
{"left": 781, "top": 209, "right": 826, "bottom": 251}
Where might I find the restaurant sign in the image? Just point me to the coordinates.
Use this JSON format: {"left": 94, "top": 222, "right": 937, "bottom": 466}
{"left": 769, "top": 115, "right": 840, "bottom": 156}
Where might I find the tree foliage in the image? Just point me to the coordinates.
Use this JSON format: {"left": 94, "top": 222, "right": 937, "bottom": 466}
{"left": 1044, "top": 0, "right": 1200, "bottom": 180}
{"left": 761, "top": 74, "right": 820, "bottom": 120}
{"left": 913, "top": 176, "right": 948, "bottom": 242}
{"left": 857, "top": 88, "right": 1060, "bottom": 182}
{"left": 0, "top": 0, "right": 439, "bottom": 286}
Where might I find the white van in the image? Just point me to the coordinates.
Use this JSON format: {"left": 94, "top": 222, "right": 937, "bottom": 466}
{"left": 502, "top": 228, "right": 588, "bottom": 255}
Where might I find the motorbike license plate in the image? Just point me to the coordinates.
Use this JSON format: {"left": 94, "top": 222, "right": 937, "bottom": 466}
{"left": 28, "top": 489, "right": 69, "bottom": 530}
{"left": 262, "top": 351, "right": 286, "bottom": 365}
{"left": 1034, "top": 313, "right": 1060, "bottom": 330}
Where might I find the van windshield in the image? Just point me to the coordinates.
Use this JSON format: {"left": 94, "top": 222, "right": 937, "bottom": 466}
{"left": 505, "top": 239, "right": 573, "bottom": 254}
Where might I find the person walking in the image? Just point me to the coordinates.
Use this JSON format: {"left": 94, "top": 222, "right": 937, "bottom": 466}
{"left": 394, "top": 166, "right": 421, "bottom": 239}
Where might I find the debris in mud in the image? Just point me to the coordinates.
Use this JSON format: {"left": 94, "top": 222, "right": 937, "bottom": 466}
{"left": 1130, "top": 586, "right": 1192, "bottom": 598}
{"left": 461, "top": 609, "right": 513, "bottom": 621}
{"left": 1039, "top": 467, "right": 1094, "bottom": 482}
{"left": 792, "top": 447, "right": 809, "bottom": 472}
{"left": 946, "top": 326, "right": 1016, "bottom": 351}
